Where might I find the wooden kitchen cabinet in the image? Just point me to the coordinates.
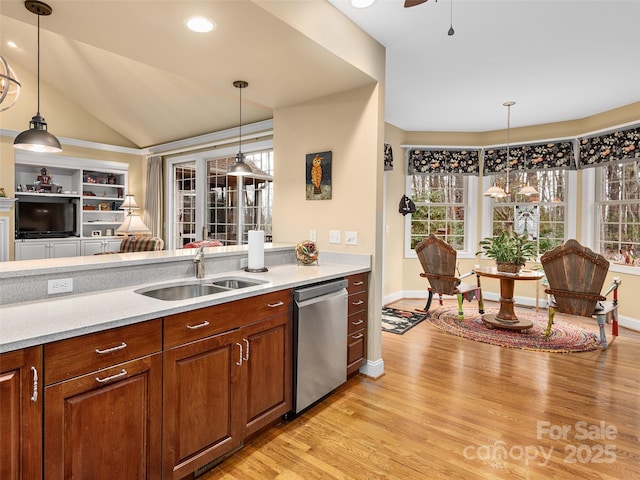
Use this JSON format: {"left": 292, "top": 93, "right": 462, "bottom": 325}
{"left": 43, "top": 320, "right": 162, "bottom": 480}
{"left": 162, "top": 289, "right": 292, "bottom": 479}
{"left": 346, "top": 272, "right": 368, "bottom": 377}
{"left": 0, "top": 346, "right": 43, "bottom": 480}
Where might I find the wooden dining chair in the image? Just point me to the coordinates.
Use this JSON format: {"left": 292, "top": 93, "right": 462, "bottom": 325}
{"left": 540, "top": 239, "right": 621, "bottom": 348}
{"left": 415, "top": 234, "right": 484, "bottom": 319}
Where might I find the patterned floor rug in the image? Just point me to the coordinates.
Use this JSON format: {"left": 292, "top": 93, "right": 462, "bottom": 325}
{"left": 382, "top": 307, "right": 427, "bottom": 335}
{"left": 426, "top": 305, "right": 601, "bottom": 353}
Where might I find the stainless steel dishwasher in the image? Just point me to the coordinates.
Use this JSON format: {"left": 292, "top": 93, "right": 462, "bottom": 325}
{"left": 288, "top": 278, "right": 348, "bottom": 417}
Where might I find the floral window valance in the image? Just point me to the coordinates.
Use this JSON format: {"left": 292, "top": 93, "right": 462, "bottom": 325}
{"left": 483, "top": 141, "right": 576, "bottom": 174}
{"left": 578, "top": 126, "right": 640, "bottom": 168}
{"left": 408, "top": 149, "right": 480, "bottom": 175}
{"left": 384, "top": 143, "right": 393, "bottom": 171}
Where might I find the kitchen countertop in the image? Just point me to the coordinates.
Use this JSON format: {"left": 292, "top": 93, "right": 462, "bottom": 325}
{"left": 0, "top": 261, "right": 370, "bottom": 353}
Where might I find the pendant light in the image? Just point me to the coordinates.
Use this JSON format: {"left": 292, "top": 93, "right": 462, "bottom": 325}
{"left": 484, "top": 101, "right": 515, "bottom": 198}
{"left": 13, "top": 1, "right": 62, "bottom": 153}
{"left": 0, "top": 55, "right": 21, "bottom": 112}
{"left": 518, "top": 147, "right": 539, "bottom": 196}
{"left": 227, "top": 80, "right": 252, "bottom": 176}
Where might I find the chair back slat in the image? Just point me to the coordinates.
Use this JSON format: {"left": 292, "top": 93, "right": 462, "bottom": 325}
{"left": 415, "top": 234, "right": 458, "bottom": 295}
{"left": 541, "top": 239, "right": 609, "bottom": 317}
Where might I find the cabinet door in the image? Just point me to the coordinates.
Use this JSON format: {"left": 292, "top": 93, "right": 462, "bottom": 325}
{"left": 163, "top": 329, "right": 245, "bottom": 480}
{"left": 49, "top": 240, "right": 79, "bottom": 258}
{"left": 81, "top": 239, "right": 104, "bottom": 255}
{"left": 44, "top": 354, "right": 162, "bottom": 480}
{"left": 242, "top": 312, "right": 292, "bottom": 438}
{"left": 0, "top": 347, "right": 42, "bottom": 480}
{"left": 14, "top": 242, "right": 48, "bottom": 260}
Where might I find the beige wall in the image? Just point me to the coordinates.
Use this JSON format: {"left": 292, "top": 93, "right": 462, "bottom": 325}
{"left": 389, "top": 103, "right": 640, "bottom": 322}
{"left": 272, "top": 83, "right": 385, "bottom": 365}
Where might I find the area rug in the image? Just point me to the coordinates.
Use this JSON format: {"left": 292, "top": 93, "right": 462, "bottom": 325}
{"left": 382, "top": 307, "right": 427, "bottom": 335}
{"left": 426, "top": 306, "right": 601, "bottom": 353}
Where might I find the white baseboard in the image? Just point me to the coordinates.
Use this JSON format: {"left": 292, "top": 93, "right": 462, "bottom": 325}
{"left": 360, "top": 358, "right": 384, "bottom": 379}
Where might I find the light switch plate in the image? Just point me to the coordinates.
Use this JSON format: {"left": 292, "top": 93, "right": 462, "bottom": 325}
{"left": 309, "top": 229, "right": 317, "bottom": 242}
{"left": 329, "top": 230, "right": 341, "bottom": 244}
{"left": 345, "top": 231, "right": 358, "bottom": 245}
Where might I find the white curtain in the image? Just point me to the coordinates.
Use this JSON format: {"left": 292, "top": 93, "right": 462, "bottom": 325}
{"left": 145, "top": 156, "right": 163, "bottom": 238}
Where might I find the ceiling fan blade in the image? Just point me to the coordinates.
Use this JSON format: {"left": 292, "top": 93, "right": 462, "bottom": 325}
{"left": 404, "top": 0, "right": 428, "bottom": 7}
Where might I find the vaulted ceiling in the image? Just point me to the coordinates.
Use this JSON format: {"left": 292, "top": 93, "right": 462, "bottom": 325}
{"left": 2, "top": 0, "right": 639, "bottom": 149}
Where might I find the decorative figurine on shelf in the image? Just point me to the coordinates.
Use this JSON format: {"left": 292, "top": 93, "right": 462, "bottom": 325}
{"left": 37, "top": 167, "right": 51, "bottom": 185}
{"left": 296, "top": 240, "right": 319, "bottom": 266}
{"left": 107, "top": 173, "right": 116, "bottom": 184}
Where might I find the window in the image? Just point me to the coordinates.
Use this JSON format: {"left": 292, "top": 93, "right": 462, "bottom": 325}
{"left": 407, "top": 174, "right": 476, "bottom": 255}
{"left": 596, "top": 160, "right": 640, "bottom": 267}
{"left": 488, "top": 170, "right": 567, "bottom": 254}
{"left": 205, "top": 151, "right": 273, "bottom": 245}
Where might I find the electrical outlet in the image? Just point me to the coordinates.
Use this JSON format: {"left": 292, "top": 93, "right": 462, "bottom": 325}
{"left": 48, "top": 278, "right": 73, "bottom": 294}
{"left": 240, "top": 258, "right": 248, "bottom": 268}
{"left": 345, "top": 231, "right": 358, "bottom": 245}
{"left": 329, "top": 230, "right": 341, "bottom": 244}
{"left": 309, "top": 229, "right": 317, "bottom": 242}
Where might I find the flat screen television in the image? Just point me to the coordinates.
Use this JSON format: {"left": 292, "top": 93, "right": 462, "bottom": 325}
{"left": 15, "top": 197, "right": 79, "bottom": 239}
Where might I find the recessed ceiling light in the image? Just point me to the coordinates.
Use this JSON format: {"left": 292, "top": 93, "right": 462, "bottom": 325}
{"left": 6, "top": 39, "right": 20, "bottom": 49}
{"left": 185, "top": 16, "right": 216, "bottom": 33}
{"left": 351, "top": 0, "right": 376, "bottom": 8}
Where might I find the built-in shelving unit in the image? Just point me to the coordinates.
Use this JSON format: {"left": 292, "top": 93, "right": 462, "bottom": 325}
{"left": 14, "top": 152, "right": 129, "bottom": 260}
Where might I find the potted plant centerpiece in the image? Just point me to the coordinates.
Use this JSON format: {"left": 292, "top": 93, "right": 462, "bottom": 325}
{"left": 477, "top": 230, "right": 538, "bottom": 273}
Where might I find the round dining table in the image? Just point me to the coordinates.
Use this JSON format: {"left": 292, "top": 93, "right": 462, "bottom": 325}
{"left": 473, "top": 266, "right": 545, "bottom": 331}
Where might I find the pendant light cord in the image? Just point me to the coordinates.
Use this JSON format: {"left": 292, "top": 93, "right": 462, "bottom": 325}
{"left": 36, "top": 12, "right": 41, "bottom": 115}
{"left": 238, "top": 83, "right": 242, "bottom": 154}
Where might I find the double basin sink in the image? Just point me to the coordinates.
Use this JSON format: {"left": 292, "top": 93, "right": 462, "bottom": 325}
{"left": 135, "top": 277, "right": 266, "bottom": 301}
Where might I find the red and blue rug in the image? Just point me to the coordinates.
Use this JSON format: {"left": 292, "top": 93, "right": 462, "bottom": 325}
{"left": 426, "top": 305, "right": 601, "bottom": 353}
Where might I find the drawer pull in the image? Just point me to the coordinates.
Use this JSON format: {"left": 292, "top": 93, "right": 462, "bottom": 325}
{"left": 30, "top": 366, "right": 38, "bottom": 402}
{"left": 352, "top": 300, "right": 364, "bottom": 306}
{"left": 267, "top": 301, "right": 284, "bottom": 308}
{"left": 351, "top": 333, "right": 364, "bottom": 340}
{"left": 95, "top": 342, "right": 127, "bottom": 355}
{"left": 186, "top": 320, "right": 210, "bottom": 330}
{"left": 351, "top": 319, "right": 364, "bottom": 326}
{"left": 96, "top": 369, "right": 127, "bottom": 384}
{"left": 353, "top": 281, "right": 364, "bottom": 286}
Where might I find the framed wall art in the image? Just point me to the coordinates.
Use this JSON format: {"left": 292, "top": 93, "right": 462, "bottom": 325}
{"left": 305, "top": 150, "right": 332, "bottom": 200}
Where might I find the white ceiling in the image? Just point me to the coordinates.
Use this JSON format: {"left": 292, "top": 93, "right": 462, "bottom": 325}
{"left": 1, "top": 0, "right": 639, "bottom": 149}
{"left": 330, "top": 0, "right": 640, "bottom": 132}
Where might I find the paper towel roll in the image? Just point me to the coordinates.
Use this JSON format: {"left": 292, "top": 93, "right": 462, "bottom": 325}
{"left": 248, "top": 230, "right": 265, "bottom": 270}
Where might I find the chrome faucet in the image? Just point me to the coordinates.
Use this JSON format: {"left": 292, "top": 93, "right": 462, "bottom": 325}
{"left": 193, "top": 245, "right": 206, "bottom": 279}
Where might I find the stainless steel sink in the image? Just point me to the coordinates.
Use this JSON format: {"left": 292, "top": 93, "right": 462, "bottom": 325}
{"left": 210, "top": 279, "right": 262, "bottom": 289}
{"left": 138, "top": 283, "right": 229, "bottom": 301}
{"left": 135, "top": 277, "right": 266, "bottom": 301}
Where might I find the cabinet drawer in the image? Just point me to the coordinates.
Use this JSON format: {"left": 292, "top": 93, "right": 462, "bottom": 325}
{"left": 164, "top": 289, "right": 293, "bottom": 349}
{"left": 347, "top": 329, "right": 366, "bottom": 374}
{"left": 346, "top": 273, "right": 368, "bottom": 294}
{"left": 44, "top": 319, "right": 162, "bottom": 385}
{"left": 348, "top": 312, "right": 367, "bottom": 335}
{"left": 348, "top": 290, "right": 368, "bottom": 315}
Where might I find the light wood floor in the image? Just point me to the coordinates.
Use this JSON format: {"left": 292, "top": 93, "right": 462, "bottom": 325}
{"left": 202, "top": 299, "right": 640, "bottom": 480}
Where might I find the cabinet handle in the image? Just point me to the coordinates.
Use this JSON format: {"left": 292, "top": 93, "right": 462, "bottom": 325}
{"left": 30, "top": 366, "right": 38, "bottom": 402}
{"left": 353, "top": 281, "right": 364, "bottom": 286}
{"left": 351, "top": 333, "right": 364, "bottom": 340}
{"left": 95, "top": 369, "right": 127, "bottom": 384}
{"left": 186, "top": 320, "right": 210, "bottom": 330}
{"left": 95, "top": 342, "right": 127, "bottom": 354}
{"left": 267, "top": 301, "right": 284, "bottom": 308}
{"left": 352, "top": 300, "right": 364, "bottom": 306}
{"left": 235, "top": 343, "right": 243, "bottom": 366}
{"left": 243, "top": 338, "right": 250, "bottom": 361}
{"left": 351, "top": 319, "right": 364, "bottom": 326}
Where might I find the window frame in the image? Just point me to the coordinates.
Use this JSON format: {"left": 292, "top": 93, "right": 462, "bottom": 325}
{"left": 404, "top": 173, "right": 478, "bottom": 259}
